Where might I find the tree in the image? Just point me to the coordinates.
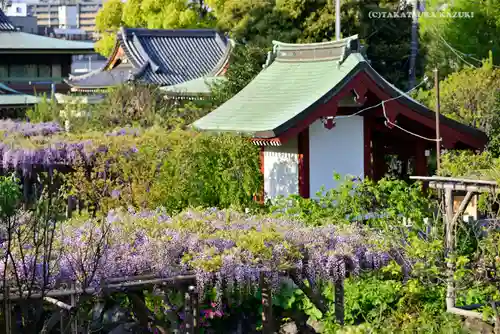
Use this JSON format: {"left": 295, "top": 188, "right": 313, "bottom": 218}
{"left": 207, "top": 0, "right": 418, "bottom": 88}
{"left": 420, "top": 0, "right": 500, "bottom": 78}
{"left": 94, "top": 0, "right": 124, "bottom": 56}
{"left": 95, "top": 0, "right": 216, "bottom": 57}
{"left": 210, "top": 43, "right": 268, "bottom": 106}
{"left": 415, "top": 58, "right": 500, "bottom": 155}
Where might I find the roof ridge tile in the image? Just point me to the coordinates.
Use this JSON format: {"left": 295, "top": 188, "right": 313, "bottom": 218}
{"left": 272, "top": 35, "right": 360, "bottom": 63}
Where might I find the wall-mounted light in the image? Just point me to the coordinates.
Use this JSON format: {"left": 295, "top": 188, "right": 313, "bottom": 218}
{"left": 321, "top": 116, "right": 336, "bottom": 130}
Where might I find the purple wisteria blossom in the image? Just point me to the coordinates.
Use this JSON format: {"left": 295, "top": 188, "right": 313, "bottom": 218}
{"left": 105, "top": 128, "right": 141, "bottom": 137}
{"left": 1, "top": 208, "right": 397, "bottom": 295}
{"left": 0, "top": 120, "right": 63, "bottom": 137}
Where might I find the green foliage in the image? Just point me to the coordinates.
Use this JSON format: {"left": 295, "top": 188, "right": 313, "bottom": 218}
{"left": 210, "top": 43, "right": 268, "bottom": 105}
{"left": 46, "top": 84, "right": 211, "bottom": 133}
{"left": 440, "top": 150, "right": 494, "bottom": 178}
{"left": 150, "top": 131, "right": 262, "bottom": 213}
{"left": 0, "top": 174, "right": 21, "bottom": 218}
{"left": 208, "top": 0, "right": 416, "bottom": 88}
{"left": 420, "top": 0, "right": 500, "bottom": 78}
{"left": 95, "top": 0, "right": 215, "bottom": 56}
{"left": 271, "top": 174, "right": 432, "bottom": 228}
{"left": 88, "top": 84, "right": 175, "bottom": 130}
{"left": 415, "top": 61, "right": 500, "bottom": 154}
{"left": 63, "top": 128, "right": 262, "bottom": 214}
{"left": 26, "top": 95, "right": 60, "bottom": 123}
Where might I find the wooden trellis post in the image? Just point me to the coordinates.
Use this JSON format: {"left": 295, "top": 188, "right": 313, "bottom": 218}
{"left": 335, "top": 279, "right": 345, "bottom": 325}
{"left": 70, "top": 281, "right": 78, "bottom": 334}
{"left": 184, "top": 285, "right": 199, "bottom": 334}
{"left": 410, "top": 176, "right": 498, "bottom": 321}
{"left": 260, "top": 272, "right": 273, "bottom": 334}
{"left": 4, "top": 286, "right": 11, "bottom": 334}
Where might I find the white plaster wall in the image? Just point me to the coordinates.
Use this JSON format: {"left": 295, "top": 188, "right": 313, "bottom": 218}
{"left": 263, "top": 137, "right": 299, "bottom": 200}
{"left": 309, "top": 116, "right": 364, "bottom": 197}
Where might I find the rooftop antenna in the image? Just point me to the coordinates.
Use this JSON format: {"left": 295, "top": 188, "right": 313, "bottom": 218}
{"left": 335, "top": 0, "right": 341, "bottom": 40}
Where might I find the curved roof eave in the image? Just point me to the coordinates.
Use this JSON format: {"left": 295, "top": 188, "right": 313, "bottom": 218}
{"left": 253, "top": 60, "right": 486, "bottom": 148}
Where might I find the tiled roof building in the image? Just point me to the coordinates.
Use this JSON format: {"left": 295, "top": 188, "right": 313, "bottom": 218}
{"left": 66, "top": 27, "right": 232, "bottom": 97}
{"left": 0, "top": 8, "right": 94, "bottom": 94}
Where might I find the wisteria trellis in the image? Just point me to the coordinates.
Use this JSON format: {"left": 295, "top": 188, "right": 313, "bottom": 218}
{"left": 2, "top": 208, "right": 395, "bottom": 299}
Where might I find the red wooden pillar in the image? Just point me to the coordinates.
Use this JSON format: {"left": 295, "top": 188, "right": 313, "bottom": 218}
{"left": 298, "top": 128, "right": 310, "bottom": 198}
{"left": 254, "top": 146, "right": 265, "bottom": 203}
{"left": 415, "top": 139, "right": 427, "bottom": 177}
{"left": 372, "top": 136, "right": 386, "bottom": 181}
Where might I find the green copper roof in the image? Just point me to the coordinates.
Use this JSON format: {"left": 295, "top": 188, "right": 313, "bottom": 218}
{"left": 193, "top": 36, "right": 363, "bottom": 136}
{"left": 0, "top": 95, "right": 40, "bottom": 106}
{"left": 161, "top": 76, "right": 227, "bottom": 96}
{"left": 0, "top": 83, "right": 41, "bottom": 106}
{"left": 0, "top": 31, "right": 94, "bottom": 54}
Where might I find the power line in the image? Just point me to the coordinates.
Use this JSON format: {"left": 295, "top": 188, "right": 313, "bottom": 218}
{"left": 382, "top": 101, "right": 442, "bottom": 142}
{"left": 436, "top": 32, "right": 477, "bottom": 68}
{"left": 432, "top": 26, "right": 500, "bottom": 69}
{"left": 333, "top": 76, "right": 441, "bottom": 142}
{"left": 335, "top": 76, "right": 429, "bottom": 120}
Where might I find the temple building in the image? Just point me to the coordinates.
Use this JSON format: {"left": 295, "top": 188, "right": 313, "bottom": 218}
{"left": 193, "top": 35, "right": 487, "bottom": 200}
{"left": 66, "top": 28, "right": 232, "bottom": 98}
{"left": 0, "top": 9, "right": 94, "bottom": 95}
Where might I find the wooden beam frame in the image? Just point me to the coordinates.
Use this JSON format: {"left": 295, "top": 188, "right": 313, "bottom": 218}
{"left": 411, "top": 175, "right": 499, "bottom": 324}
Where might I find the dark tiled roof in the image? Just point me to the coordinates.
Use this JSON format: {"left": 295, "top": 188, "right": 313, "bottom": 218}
{"left": 67, "top": 63, "right": 136, "bottom": 90}
{"left": 0, "top": 9, "right": 15, "bottom": 31}
{"left": 67, "top": 28, "right": 232, "bottom": 89}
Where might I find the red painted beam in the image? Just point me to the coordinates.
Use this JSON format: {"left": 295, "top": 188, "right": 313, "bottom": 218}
{"left": 298, "top": 128, "right": 310, "bottom": 198}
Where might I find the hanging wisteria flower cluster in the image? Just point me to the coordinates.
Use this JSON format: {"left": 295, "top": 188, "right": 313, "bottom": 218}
{"left": 1, "top": 208, "right": 396, "bottom": 297}
{"left": 0, "top": 140, "right": 94, "bottom": 172}
{"left": 0, "top": 121, "right": 145, "bottom": 173}
{"left": 106, "top": 127, "right": 141, "bottom": 137}
{"left": 0, "top": 120, "right": 63, "bottom": 137}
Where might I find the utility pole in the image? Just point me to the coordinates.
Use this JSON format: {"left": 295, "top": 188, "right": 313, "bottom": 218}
{"left": 409, "top": 0, "right": 419, "bottom": 89}
{"left": 434, "top": 68, "right": 441, "bottom": 173}
{"left": 335, "top": 0, "right": 341, "bottom": 40}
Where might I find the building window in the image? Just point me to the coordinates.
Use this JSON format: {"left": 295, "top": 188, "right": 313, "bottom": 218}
{"left": 16, "top": 7, "right": 22, "bottom": 13}
{"left": 38, "top": 64, "right": 51, "bottom": 79}
{"left": 9, "top": 65, "right": 28, "bottom": 80}
{"left": 25, "top": 64, "right": 37, "bottom": 79}
{"left": 51, "top": 64, "right": 62, "bottom": 80}
{"left": 0, "top": 65, "right": 8, "bottom": 80}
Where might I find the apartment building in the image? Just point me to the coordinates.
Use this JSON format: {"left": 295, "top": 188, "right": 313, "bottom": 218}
{"left": 6, "top": 0, "right": 103, "bottom": 38}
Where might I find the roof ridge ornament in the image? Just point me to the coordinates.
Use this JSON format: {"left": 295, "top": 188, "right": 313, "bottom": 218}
{"left": 271, "top": 35, "right": 360, "bottom": 62}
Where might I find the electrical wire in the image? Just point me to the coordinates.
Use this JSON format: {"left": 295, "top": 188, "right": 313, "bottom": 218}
{"left": 382, "top": 101, "right": 442, "bottom": 142}
{"left": 436, "top": 32, "right": 477, "bottom": 68}
{"left": 334, "top": 76, "right": 429, "bottom": 120}
{"left": 432, "top": 25, "right": 500, "bottom": 69}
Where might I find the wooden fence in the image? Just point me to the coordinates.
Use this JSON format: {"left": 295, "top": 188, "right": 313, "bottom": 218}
{"left": 1, "top": 272, "right": 345, "bottom": 334}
